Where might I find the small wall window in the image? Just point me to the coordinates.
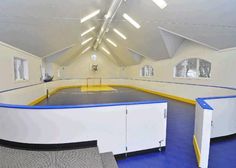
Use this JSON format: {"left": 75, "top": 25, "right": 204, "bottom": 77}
{"left": 14, "top": 57, "right": 29, "bottom": 81}
{"left": 140, "top": 65, "right": 154, "bottom": 77}
{"left": 91, "top": 54, "right": 97, "bottom": 61}
{"left": 174, "top": 58, "right": 211, "bottom": 79}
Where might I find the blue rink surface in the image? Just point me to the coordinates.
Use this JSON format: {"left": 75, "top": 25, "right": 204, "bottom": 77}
{"left": 117, "top": 99, "right": 236, "bottom": 168}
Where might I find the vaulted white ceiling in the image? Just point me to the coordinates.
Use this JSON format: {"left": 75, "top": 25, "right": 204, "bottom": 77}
{"left": 0, "top": 0, "right": 235, "bottom": 66}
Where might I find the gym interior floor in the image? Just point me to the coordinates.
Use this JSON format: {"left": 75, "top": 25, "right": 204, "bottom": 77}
{"left": 0, "top": 86, "right": 235, "bottom": 168}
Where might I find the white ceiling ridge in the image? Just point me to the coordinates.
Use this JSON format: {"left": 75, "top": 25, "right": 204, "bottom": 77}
{"left": 128, "top": 48, "right": 146, "bottom": 58}
{"left": 158, "top": 26, "right": 219, "bottom": 51}
{"left": 93, "top": 0, "right": 124, "bottom": 49}
{"left": 218, "top": 47, "right": 236, "bottom": 53}
{"left": 42, "top": 44, "right": 75, "bottom": 58}
{"left": 0, "top": 40, "right": 41, "bottom": 60}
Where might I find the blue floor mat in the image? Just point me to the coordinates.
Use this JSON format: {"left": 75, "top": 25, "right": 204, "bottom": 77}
{"left": 117, "top": 99, "right": 236, "bottom": 168}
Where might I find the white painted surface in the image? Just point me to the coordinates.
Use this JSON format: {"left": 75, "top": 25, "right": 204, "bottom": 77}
{"left": 126, "top": 103, "right": 167, "bottom": 152}
{"left": 0, "top": 0, "right": 236, "bottom": 64}
{"left": 0, "top": 102, "right": 167, "bottom": 155}
{"left": 159, "top": 28, "right": 184, "bottom": 58}
{"left": 125, "top": 40, "right": 236, "bottom": 99}
{"left": 194, "top": 103, "right": 212, "bottom": 168}
{"left": 0, "top": 106, "right": 126, "bottom": 154}
{"left": 1, "top": 78, "right": 235, "bottom": 105}
{"left": 61, "top": 51, "right": 123, "bottom": 79}
{"left": 205, "top": 98, "right": 236, "bottom": 138}
{"left": 0, "top": 42, "right": 42, "bottom": 92}
{"left": 2, "top": 39, "right": 235, "bottom": 105}
{"left": 194, "top": 96, "right": 236, "bottom": 168}
{"left": 0, "top": 83, "right": 46, "bottom": 105}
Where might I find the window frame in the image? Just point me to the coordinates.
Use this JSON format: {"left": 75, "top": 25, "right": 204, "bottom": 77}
{"left": 173, "top": 58, "right": 211, "bottom": 80}
{"left": 140, "top": 65, "right": 154, "bottom": 77}
{"left": 13, "top": 57, "right": 29, "bottom": 82}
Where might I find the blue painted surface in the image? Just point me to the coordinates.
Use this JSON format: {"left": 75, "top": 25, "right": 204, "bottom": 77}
{"left": 117, "top": 98, "right": 236, "bottom": 168}
{"left": 209, "top": 135, "right": 236, "bottom": 168}
{"left": 118, "top": 100, "right": 198, "bottom": 168}
{"left": 201, "top": 95, "right": 236, "bottom": 100}
{"left": 196, "top": 98, "right": 214, "bottom": 110}
{"left": 0, "top": 100, "right": 167, "bottom": 109}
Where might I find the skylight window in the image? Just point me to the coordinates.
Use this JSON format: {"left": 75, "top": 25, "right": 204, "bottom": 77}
{"left": 81, "top": 37, "right": 93, "bottom": 45}
{"left": 152, "top": 0, "right": 167, "bottom": 9}
{"left": 122, "top": 13, "right": 141, "bottom": 29}
{"left": 81, "top": 27, "right": 96, "bottom": 37}
{"left": 106, "top": 38, "right": 117, "bottom": 47}
{"left": 101, "top": 47, "right": 111, "bottom": 55}
{"left": 113, "top": 29, "right": 127, "bottom": 40}
{"left": 80, "top": 10, "right": 100, "bottom": 23}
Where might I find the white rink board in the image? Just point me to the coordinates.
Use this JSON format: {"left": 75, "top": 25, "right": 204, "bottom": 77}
{"left": 126, "top": 103, "right": 167, "bottom": 152}
{"left": 206, "top": 98, "right": 236, "bottom": 138}
{"left": 0, "top": 101, "right": 167, "bottom": 155}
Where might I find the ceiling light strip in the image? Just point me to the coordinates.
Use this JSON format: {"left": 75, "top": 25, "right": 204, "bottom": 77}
{"left": 123, "top": 13, "right": 141, "bottom": 29}
{"left": 102, "top": 47, "right": 111, "bottom": 55}
{"left": 81, "top": 27, "right": 96, "bottom": 37}
{"left": 80, "top": 10, "right": 100, "bottom": 23}
{"left": 81, "top": 37, "right": 93, "bottom": 45}
{"left": 152, "top": 0, "right": 167, "bottom": 9}
{"left": 113, "top": 29, "right": 127, "bottom": 40}
{"left": 81, "top": 46, "right": 91, "bottom": 54}
{"left": 106, "top": 38, "right": 117, "bottom": 47}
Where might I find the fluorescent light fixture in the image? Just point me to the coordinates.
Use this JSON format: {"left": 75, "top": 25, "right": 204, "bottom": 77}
{"left": 152, "top": 0, "right": 167, "bottom": 9}
{"left": 113, "top": 29, "right": 127, "bottom": 40}
{"left": 122, "top": 13, "right": 141, "bottom": 29}
{"left": 81, "top": 37, "right": 93, "bottom": 45}
{"left": 81, "top": 46, "right": 91, "bottom": 54}
{"left": 106, "top": 38, "right": 117, "bottom": 47}
{"left": 80, "top": 10, "right": 100, "bottom": 23}
{"left": 81, "top": 27, "right": 95, "bottom": 37}
{"left": 101, "top": 47, "right": 111, "bottom": 55}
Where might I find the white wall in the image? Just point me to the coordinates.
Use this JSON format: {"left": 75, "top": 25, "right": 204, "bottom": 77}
{"left": 125, "top": 40, "right": 236, "bottom": 98}
{"left": 61, "top": 51, "right": 124, "bottom": 79}
{"left": 45, "top": 62, "right": 61, "bottom": 80}
{"left": 0, "top": 42, "right": 43, "bottom": 91}
{"left": 0, "top": 41, "right": 47, "bottom": 104}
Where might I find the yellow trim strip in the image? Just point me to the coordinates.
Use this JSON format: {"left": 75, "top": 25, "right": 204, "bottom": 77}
{"left": 28, "top": 84, "right": 196, "bottom": 106}
{"left": 81, "top": 86, "right": 114, "bottom": 92}
{"left": 193, "top": 135, "right": 201, "bottom": 166}
{"left": 28, "top": 95, "right": 47, "bottom": 106}
{"left": 109, "top": 85, "right": 196, "bottom": 105}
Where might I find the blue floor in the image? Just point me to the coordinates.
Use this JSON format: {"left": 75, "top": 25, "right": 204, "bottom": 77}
{"left": 209, "top": 135, "right": 236, "bottom": 167}
{"left": 117, "top": 98, "right": 236, "bottom": 168}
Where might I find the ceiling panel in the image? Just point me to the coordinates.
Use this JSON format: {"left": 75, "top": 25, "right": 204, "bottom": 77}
{"left": 0, "top": 0, "right": 235, "bottom": 66}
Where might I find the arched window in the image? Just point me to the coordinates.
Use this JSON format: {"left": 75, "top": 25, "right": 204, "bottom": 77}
{"left": 140, "top": 65, "right": 154, "bottom": 77}
{"left": 174, "top": 58, "right": 211, "bottom": 78}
